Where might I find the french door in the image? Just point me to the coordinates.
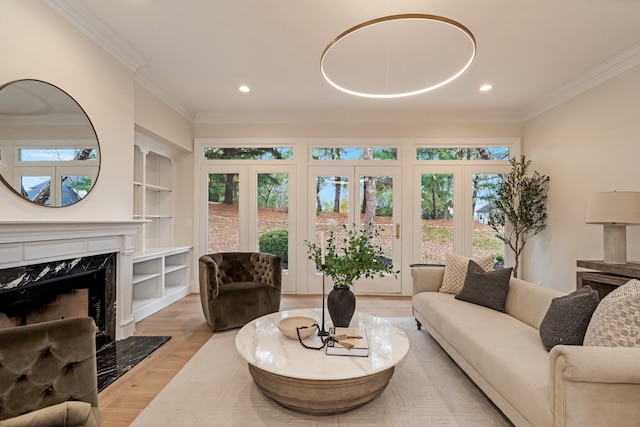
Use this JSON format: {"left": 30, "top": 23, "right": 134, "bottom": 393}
{"left": 199, "top": 164, "right": 296, "bottom": 293}
{"left": 413, "top": 164, "right": 507, "bottom": 263}
{"left": 307, "top": 166, "right": 402, "bottom": 294}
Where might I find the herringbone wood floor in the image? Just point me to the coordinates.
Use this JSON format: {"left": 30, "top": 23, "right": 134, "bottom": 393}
{"left": 97, "top": 293, "right": 412, "bottom": 426}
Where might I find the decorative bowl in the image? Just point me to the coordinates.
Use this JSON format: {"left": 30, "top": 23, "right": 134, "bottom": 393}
{"left": 277, "top": 316, "right": 318, "bottom": 340}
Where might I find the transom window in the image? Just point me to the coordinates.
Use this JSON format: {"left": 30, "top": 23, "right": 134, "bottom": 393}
{"left": 204, "top": 147, "right": 293, "bottom": 160}
{"left": 311, "top": 147, "right": 397, "bottom": 160}
{"left": 416, "top": 147, "right": 509, "bottom": 161}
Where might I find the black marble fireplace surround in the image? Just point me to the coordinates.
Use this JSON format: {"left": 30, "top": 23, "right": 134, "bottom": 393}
{"left": 0, "top": 253, "right": 171, "bottom": 391}
{"left": 0, "top": 253, "right": 117, "bottom": 349}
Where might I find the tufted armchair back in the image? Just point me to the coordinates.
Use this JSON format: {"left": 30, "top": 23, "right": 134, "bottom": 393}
{"left": 209, "top": 252, "right": 280, "bottom": 287}
{"left": 0, "top": 317, "right": 100, "bottom": 426}
{"left": 199, "top": 252, "right": 282, "bottom": 332}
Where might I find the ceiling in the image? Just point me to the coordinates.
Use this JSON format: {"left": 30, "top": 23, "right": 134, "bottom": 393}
{"left": 44, "top": 0, "right": 640, "bottom": 124}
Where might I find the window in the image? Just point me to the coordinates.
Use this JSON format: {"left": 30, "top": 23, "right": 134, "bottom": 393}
{"left": 204, "top": 147, "right": 293, "bottom": 160}
{"left": 416, "top": 147, "right": 508, "bottom": 161}
{"left": 311, "top": 147, "right": 397, "bottom": 160}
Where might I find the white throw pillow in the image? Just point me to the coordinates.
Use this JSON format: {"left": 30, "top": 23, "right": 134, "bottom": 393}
{"left": 584, "top": 279, "right": 640, "bottom": 347}
{"left": 439, "top": 253, "right": 495, "bottom": 295}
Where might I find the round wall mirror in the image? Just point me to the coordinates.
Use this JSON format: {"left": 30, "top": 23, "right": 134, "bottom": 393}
{"left": 0, "top": 79, "right": 100, "bottom": 207}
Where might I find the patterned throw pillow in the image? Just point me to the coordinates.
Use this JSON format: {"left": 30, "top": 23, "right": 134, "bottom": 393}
{"left": 583, "top": 279, "right": 640, "bottom": 347}
{"left": 539, "top": 285, "right": 600, "bottom": 351}
{"left": 439, "top": 253, "right": 495, "bottom": 295}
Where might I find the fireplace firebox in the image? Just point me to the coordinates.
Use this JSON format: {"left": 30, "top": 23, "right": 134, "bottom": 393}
{"left": 0, "top": 253, "right": 116, "bottom": 350}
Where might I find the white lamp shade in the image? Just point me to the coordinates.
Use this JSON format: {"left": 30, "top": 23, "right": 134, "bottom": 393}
{"left": 585, "top": 191, "right": 640, "bottom": 225}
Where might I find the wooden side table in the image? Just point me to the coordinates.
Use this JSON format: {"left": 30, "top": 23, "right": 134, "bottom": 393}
{"left": 576, "top": 260, "right": 640, "bottom": 299}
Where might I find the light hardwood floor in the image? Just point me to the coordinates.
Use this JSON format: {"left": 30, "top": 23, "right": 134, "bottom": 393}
{"left": 97, "top": 293, "right": 413, "bottom": 426}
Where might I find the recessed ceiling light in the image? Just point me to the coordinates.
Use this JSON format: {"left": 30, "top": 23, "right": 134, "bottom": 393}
{"left": 239, "top": 85, "right": 250, "bottom": 93}
{"left": 480, "top": 84, "right": 493, "bottom": 92}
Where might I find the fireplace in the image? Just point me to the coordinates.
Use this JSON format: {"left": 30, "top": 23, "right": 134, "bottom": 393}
{"left": 0, "top": 221, "right": 140, "bottom": 341}
{"left": 0, "top": 253, "right": 117, "bottom": 350}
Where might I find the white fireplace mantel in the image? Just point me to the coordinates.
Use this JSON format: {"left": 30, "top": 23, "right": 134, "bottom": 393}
{"left": 0, "top": 221, "right": 142, "bottom": 339}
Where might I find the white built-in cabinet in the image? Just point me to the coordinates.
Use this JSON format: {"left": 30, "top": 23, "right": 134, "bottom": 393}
{"left": 133, "top": 133, "right": 191, "bottom": 322}
{"left": 131, "top": 248, "right": 190, "bottom": 321}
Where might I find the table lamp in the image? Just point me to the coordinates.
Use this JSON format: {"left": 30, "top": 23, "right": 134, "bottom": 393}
{"left": 585, "top": 191, "right": 640, "bottom": 264}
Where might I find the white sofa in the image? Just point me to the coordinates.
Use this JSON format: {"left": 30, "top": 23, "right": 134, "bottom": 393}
{"left": 412, "top": 265, "right": 640, "bottom": 427}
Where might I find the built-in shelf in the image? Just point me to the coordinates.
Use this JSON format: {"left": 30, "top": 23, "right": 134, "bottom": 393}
{"left": 132, "top": 246, "right": 191, "bottom": 322}
{"left": 133, "top": 143, "right": 175, "bottom": 251}
{"left": 132, "top": 131, "right": 192, "bottom": 322}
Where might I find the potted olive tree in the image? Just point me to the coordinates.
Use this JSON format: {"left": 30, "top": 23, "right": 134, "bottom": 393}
{"left": 305, "top": 223, "right": 398, "bottom": 327}
{"left": 488, "top": 155, "right": 550, "bottom": 278}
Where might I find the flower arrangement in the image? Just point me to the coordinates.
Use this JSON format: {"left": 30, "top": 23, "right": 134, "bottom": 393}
{"left": 305, "top": 223, "right": 399, "bottom": 288}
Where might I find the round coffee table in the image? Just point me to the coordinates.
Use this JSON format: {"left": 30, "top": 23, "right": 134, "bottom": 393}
{"left": 235, "top": 308, "right": 409, "bottom": 415}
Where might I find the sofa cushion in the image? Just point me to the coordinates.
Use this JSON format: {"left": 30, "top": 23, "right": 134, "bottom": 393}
{"left": 539, "top": 285, "right": 600, "bottom": 351}
{"left": 439, "top": 253, "right": 494, "bottom": 295}
{"left": 584, "top": 279, "right": 640, "bottom": 347}
{"left": 455, "top": 261, "right": 513, "bottom": 312}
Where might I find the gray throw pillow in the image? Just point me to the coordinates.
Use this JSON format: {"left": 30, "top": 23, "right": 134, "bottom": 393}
{"left": 539, "top": 286, "right": 600, "bottom": 351}
{"left": 455, "top": 260, "right": 513, "bottom": 312}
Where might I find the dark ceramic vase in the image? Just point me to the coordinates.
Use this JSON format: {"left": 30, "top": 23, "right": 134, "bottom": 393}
{"left": 327, "top": 285, "right": 356, "bottom": 328}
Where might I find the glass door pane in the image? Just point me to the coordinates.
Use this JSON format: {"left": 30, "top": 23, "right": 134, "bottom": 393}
{"left": 472, "top": 173, "right": 504, "bottom": 266}
{"left": 315, "top": 174, "right": 350, "bottom": 258}
{"left": 257, "top": 173, "right": 289, "bottom": 270}
{"left": 419, "top": 173, "right": 455, "bottom": 264}
{"left": 21, "top": 175, "right": 52, "bottom": 205}
{"left": 356, "top": 169, "right": 401, "bottom": 293}
{"left": 207, "top": 172, "right": 240, "bottom": 252}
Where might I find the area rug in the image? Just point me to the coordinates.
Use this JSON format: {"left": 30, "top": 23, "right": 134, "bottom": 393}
{"left": 131, "top": 318, "right": 511, "bottom": 426}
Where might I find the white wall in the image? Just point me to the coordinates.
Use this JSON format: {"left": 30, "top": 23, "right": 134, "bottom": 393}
{"left": 0, "top": 1, "right": 134, "bottom": 221}
{"left": 523, "top": 65, "right": 640, "bottom": 292}
{"left": 194, "top": 121, "right": 523, "bottom": 139}
{"left": 1, "top": 2, "right": 195, "bottom": 257}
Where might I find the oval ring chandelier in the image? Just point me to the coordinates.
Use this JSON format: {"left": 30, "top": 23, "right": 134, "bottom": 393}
{"left": 320, "top": 14, "right": 477, "bottom": 99}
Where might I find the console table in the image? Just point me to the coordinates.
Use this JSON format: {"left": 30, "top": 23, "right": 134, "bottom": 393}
{"left": 576, "top": 260, "right": 640, "bottom": 299}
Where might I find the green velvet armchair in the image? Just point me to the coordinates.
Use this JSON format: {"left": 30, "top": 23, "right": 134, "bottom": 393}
{"left": 0, "top": 317, "right": 100, "bottom": 427}
{"left": 199, "top": 252, "right": 282, "bottom": 332}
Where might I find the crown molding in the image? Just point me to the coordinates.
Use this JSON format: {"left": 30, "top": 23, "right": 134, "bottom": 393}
{"left": 134, "top": 74, "right": 195, "bottom": 122}
{"left": 42, "top": 0, "right": 194, "bottom": 122}
{"left": 194, "top": 110, "right": 525, "bottom": 125}
{"left": 523, "top": 42, "right": 640, "bottom": 120}
{"left": 41, "top": 0, "right": 147, "bottom": 72}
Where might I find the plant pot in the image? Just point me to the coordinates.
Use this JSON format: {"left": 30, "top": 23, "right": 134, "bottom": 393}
{"left": 327, "top": 285, "right": 356, "bottom": 328}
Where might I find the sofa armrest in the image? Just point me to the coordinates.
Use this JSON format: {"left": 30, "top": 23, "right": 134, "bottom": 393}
{"left": 411, "top": 265, "right": 445, "bottom": 295}
{"left": 549, "top": 345, "right": 640, "bottom": 427}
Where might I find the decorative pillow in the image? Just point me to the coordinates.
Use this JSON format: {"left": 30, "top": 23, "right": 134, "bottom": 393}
{"left": 455, "top": 260, "right": 513, "bottom": 312}
{"left": 539, "top": 286, "right": 600, "bottom": 351}
{"left": 439, "top": 253, "right": 495, "bottom": 294}
{"left": 584, "top": 279, "right": 640, "bottom": 347}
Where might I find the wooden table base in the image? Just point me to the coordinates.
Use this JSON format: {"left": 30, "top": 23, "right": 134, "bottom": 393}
{"left": 248, "top": 364, "right": 395, "bottom": 415}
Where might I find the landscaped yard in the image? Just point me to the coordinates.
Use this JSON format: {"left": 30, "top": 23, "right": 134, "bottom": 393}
{"left": 207, "top": 202, "right": 503, "bottom": 264}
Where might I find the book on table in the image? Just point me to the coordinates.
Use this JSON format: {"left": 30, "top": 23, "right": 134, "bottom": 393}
{"left": 326, "top": 327, "right": 369, "bottom": 357}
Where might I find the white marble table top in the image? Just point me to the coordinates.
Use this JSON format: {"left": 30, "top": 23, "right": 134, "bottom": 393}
{"left": 235, "top": 308, "right": 410, "bottom": 381}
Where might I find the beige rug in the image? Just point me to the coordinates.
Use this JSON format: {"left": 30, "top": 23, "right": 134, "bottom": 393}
{"left": 131, "top": 318, "right": 512, "bottom": 426}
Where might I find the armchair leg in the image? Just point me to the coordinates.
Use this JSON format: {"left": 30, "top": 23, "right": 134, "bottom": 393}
{"left": 416, "top": 319, "right": 422, "bottom": 330}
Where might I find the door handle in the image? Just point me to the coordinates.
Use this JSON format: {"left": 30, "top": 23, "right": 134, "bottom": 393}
{"left": 396, "top": 223, "right": 400, "bottom": 239}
